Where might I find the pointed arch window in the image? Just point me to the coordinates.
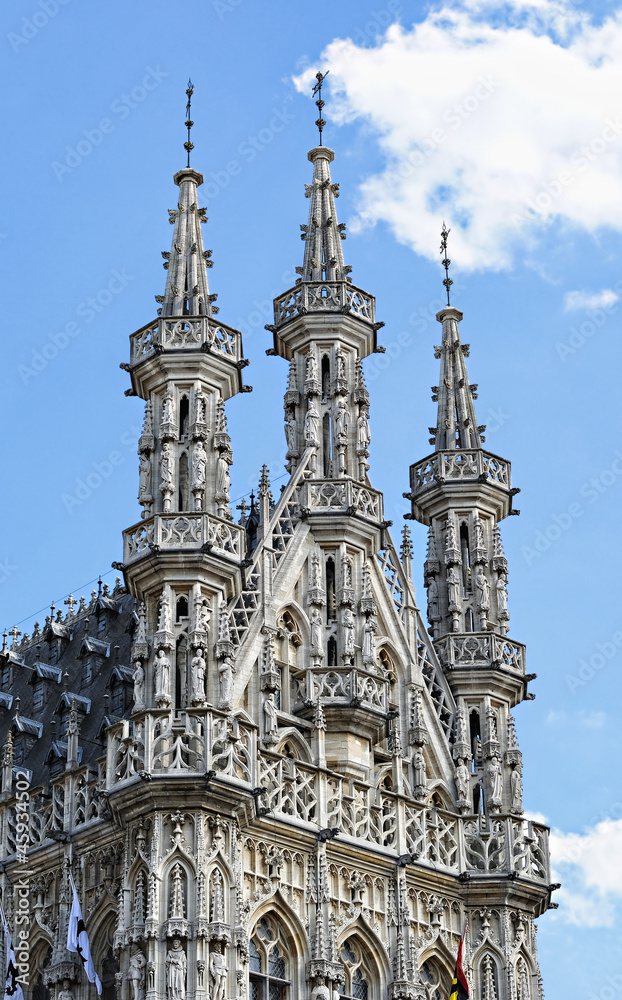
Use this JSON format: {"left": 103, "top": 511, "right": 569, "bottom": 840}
{"left": 420, "top": 958, "right": 451, "bottom": 1000}
{"left": 249, "top": 917, "right": 290, "bottom": 1000}
{"left": 338, "top": 940, "right": 371, "bottom": 1000}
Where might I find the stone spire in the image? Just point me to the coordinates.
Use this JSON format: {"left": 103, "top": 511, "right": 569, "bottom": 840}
{"left": 430, "top": 308, "right": 483, "bottom": 450}
{"left": 159, "top": 167, "right": 214, "bottom": 317}
{"left": 300, "top": 147, "right": 349, "bottom": 283}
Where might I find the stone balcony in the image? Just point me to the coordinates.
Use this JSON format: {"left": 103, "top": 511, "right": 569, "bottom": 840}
{"left": 129, "top": 316, "right": 243, "bottom": 366}
{"left": 434, "top": 632, "right": 525, "bottom": 675}
{"left": 273, "top": 281, "right": 376, "bottom": 328}
{"left": 123, "top": 512, "right": 245, "bottom": 565}
{"left": 409, "top": 448, "right": 511, "bottom": 497}
{"left": 299, "top": 479, "right": 384, "bottom": 522}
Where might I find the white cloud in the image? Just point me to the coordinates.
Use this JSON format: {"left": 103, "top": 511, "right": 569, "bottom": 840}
{"left": 294, "top": 0, "right": 622, "bottom": 270}
{"left": 564, "top": 288, "right": 620, "bottom": 311}
{"left": 549, "top": 818, "right": 622, "bottom": 926}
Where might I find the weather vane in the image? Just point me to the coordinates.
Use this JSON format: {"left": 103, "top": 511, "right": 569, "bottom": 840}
{"left": 312, "top": 70, "right": 329, "bottom": 145}
{"left": 184, "top": 78, "right": 194, "bottom": 168}
{"left": 440, "top": 222, "right": 453, "bottom": 306}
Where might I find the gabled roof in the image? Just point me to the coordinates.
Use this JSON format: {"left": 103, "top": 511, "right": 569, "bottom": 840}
{"left": 12, "top": 715, "right": 43, "bottom": 737}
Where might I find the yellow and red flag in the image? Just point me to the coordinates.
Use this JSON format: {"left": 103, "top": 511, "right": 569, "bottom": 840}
{"left": 449, "top": 932, "right": 469, "bottom": 1000}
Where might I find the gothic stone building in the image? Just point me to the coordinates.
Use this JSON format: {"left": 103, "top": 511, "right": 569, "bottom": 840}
{"left": 0, "top": 140, "right": 554, "bottom": 1000}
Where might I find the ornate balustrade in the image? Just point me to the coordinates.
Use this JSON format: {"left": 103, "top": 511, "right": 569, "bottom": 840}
{"left": 434, "top": 633, "right": 525, "bottom": 675}
{"left": 292, "top": 665, "right": 388, "bottom": 714}
{"left": 273, "top": 281, "right": 376, "bottom": 328}
{"left": 123, "top": 512, "right": 245, "bottom": 565}
{"left": 130, "top": 316, "right": 243, "bottom": 365}
{"left": 300, "top": 479, "right": 383, "bottom": 522}
{"left": 409, "top": 449, "right": 511, "bottom": 496}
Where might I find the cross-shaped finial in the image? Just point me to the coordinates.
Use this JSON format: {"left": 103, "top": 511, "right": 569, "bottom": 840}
{"left": 440, "top": 222, "right": 452, "bottom": 307}
{"left": 312, "top": 71, "right": 329, "bottom": 145}
{"left": 184, "top": 78, "right": 194, "bottom": 168}
{"left": 236, "top": 497, "right": 248, "bottom": 521}
{"left": 9, "top": 625, "right": 21, "bottom": 647}
{"left": 64, "top": 594, "right": 76, "bottom": 616}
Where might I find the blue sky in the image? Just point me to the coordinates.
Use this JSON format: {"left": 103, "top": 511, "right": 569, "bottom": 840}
{"left": 2, "top": 0, "right": 622, "bottom": 993}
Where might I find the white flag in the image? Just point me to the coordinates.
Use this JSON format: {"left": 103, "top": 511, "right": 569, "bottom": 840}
{"left": 1, "top": 907, "right": 25, "bottom": 1000}
{"left": 67, "top": 881, "right": 102, "bottom": 995}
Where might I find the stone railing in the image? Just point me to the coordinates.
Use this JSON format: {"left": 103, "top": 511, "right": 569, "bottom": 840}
{"left": 130, "top": 317, "right": 243, "bottom": 365}
{"left": 434, "top": 633, "right": 526, "bottom": 675}
{"left": 273, "top": 281, "right": 376, "bottom": 328}
{"left": 409, "top": 449, "right": 511, "bottom": 496}
{"left": 292, "top": 665, "right": 389, "bottom": 714}
{"left": 123, "top": 512, "right": 245, "bottom": 565}
{"left": 300, "top": 479, "right": 383, "bottom": 522}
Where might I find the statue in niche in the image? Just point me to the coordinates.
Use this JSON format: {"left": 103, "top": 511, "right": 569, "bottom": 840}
{"left": 218, "top": 655, "right": 234, "bottom": 710}
{"left": 334, "top": 397, "right": 349, "bottom": 444}
{"left": 127, "top": 951, "right": 147, "bottom": 1000}
{"left": 132, "top": 661, "right": 145, "bottom": 709}
{"left": 454, "top": 758, "right": 470, "bottom": 803}
{"left": 190, "top": 647, "right": 206, "bottom": 704}
{"left": 511, "top": 763, "right": 523, "bottom": 814}
{"left": 496, "top": 571, "right": 509, "bottom": 614}
{"left": 191, "top": 441, "right": 207, "bottom": 492}
{"left": 474, "top": 567, "right": 490, "bottom": 610}
{"left": 335, "top": 347, "right": 346, "bottom": 381}
{"left": 209, "top": 951, "right": 228, "bottom": 1000}
{"left": 160, "top": 443, "right": 174, "bottom": 493}
{"left": 486, "top": 706, "right": 498, "bottom": 741}
{"left": 154, "top": 648, "right": 171, "bottom": 706}
{"left": 263, "top": 691, "right": 278, "bottom": 737}
{"left": 356, "top": 407, "right": 370, "bottom": 451}
{"left": 194, "top": 385, "right": 207, "bottom": 423}
{"left": 304, "top": 401, "right": 320, "bottom": 448}
{"left": 474, "top": 516, "right": 484, "bottom": 550}
{"left": 215, "top": 450, "right": 231, "bottom": 498}
{"left": 165, "top": 939, "right": 186, "bottom": 1000}
{"left": 362, "top": 617, "right": 377, "bottom": 664}
{"left": 342, "top": 553, "right": 353, "bottom": 588}
{"left": 57, "top": 981, "right": 75, "bottom": 1000}
{"left": 311, "top": 985, "right": 330, "bottom": 1000}
{"left": 310, "top": 607, "right": 323, "bottom": 651}
{"left": 486, "top": 755, "right": 503, "bottom": 810}
{"left": 447, "top": 565, "right": 461, "bottom": 608}
{"left": 342, "top": 607, "right": 355, "bottom": 657}
{"left": 306, "top": 350, "right": 318, "bottom": 384}
{"left": 138, "top": 454, "right": 152, "bottom": 503}
{"left": 285, "top": 414, "right": 298, "bottom": 453}
{"left": 162, "top": 391, "right": 175, "bottom": 428}
{"left": 413, "top": 749, "right": 427, "bottom": 789}
{"left": 427, "top": 576, "right": 439, "bottom": 620}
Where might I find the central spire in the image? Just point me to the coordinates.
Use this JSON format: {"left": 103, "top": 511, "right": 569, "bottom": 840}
{"left": 300, "top": 146, "right": 349, "bottom": 283}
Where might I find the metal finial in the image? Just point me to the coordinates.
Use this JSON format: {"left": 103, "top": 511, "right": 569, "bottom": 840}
{"left": 184, "top": 78, "right": 195, "bottom": 168}
{"left": 312, "top": 71, "right": 329, "bottom": 145}
{"left": 440, "top": 222, "right": 453, "bottom": 307}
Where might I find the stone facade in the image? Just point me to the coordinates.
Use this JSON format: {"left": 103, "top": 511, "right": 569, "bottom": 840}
{"left": 0, "top": 140, "right": 554, "bottom": 1000}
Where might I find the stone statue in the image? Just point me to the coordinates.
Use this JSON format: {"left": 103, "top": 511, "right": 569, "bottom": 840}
{"left": 166, "top": 939, "right": 186, "bottom": 1000}
{"left": 342, "top": 553, "right": 353, "bottom": 588}
{"left": 474, "top": 567, "right": 490, "bottom": 610}
{"left": 334, "top": 397, "right": 349, "bottom": 444}
{"left": 132, "top": 661, "right": 145, "bottom": 709}
{"left": 209, "top": 951, "right": 228, "bottom": 1000}
{"left": 191, "top": 441, "right": 207, "bottom": 491}
{"left": 414, "top": 749, "right": 427, "bottom": 789}
{"left": 304, "top": 401, "right": 320, "bottom": 448}
{"left": 447, "top": 565, "right": 461, "bottom": 607}
{"left": 57, "top": 980, "right": 74, "bottom": 1000}
{"left": 511, "top": 764, "right": 523, "bottom": 814}
{"left": 335, "top": 346, "right": 346, "bottom": 381}
{"left": 218, "top": 655, "right": 234, "bottom": 710}
{"left": 356, "top": 408, "right": 370, "bottom": 451}
{"left": 154, "top": 648, "right": 171, "bottom": 706}
{"left": 160, "top": 443, "right": 175, "bottom": 493}
{"left": 486, "top": 755, "right": 503, "bottom": 810}
{"left": 455, "top": 758, "right": 470, "bottom": 803}
{"left": 127, "top": 951, "right": 147, "bottom": 1000}
{"left": 342, "top": 607, "right": 355, "bottom": 657}
{"left": 311, "top": 984, "right": 331, "bottom": 1000}
{"left": 194, "top": 385, "right": 207, "bottom": 423}
{"left": 427, "top": 576, "right": 439, "bottom": 620}
{"left": 473, "top": 516, "right": 484, "bottom": 551}
{"left": 190, "top": 647, "right": 206, "bottom": 704}
{"left": 306, "top": 350, "right": 318, "bottom": 384}
{"left": 362, "top": 616, "right": 377, "bottom": 664}
{"left": 138, "top": 454, "right": 151, "bottom": 503}
{"left": 285, "top": 414, "right": 297, "bottom": 453}
{"left": 496, "top": 571, "right": 508, "bottom": 613}
{"left": 264, "top": 691, "right": 278, "bottom": 736}
{"left": 215, "top": 451, "right": 231, "bottom": 498}
{"left": 162, "top": 391, "right": 175, "bottom": 428}
{"left": 310, "top": 607, "right": 323, "bottom": 650}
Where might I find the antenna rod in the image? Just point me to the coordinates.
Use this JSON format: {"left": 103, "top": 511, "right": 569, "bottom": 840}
{"left": 440, "top": 222, "right": 453, "bottom": 307}
{"left": 312, "top": 70, "right": 329, "bottom": 145}
{"left": 184, "top": 78, "right": 194, "bottom": 168}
